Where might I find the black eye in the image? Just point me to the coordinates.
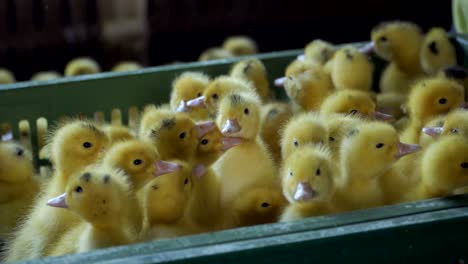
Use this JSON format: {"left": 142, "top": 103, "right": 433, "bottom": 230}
{"left": 428, "top": 41, "right": 439, "bottom": 55}
{"left": 293, "top": 140, "right": 299, "bottom": 147}
{"left": 451, "top": 128, "right": 459, "bottom": 134}
{"left": 16, "top": 148, "right": 24, "bottom": 156}
{"left": 289, "top": 171, "right": 293, "bottom": 177}
{"left": 201, "top": 139, "right": 209, "bottom": 145}
{"left": 438, "top": 98, "right": 447, "bottom": 104}
{"left": 133, "top": 159, "right": 143, "bottom": 165}
{"left": 329, "top": 137, "right": 335, "bottom": 142}
{"left": 83, "top": 142, "right": 92, "bottom": 148}
{"left": 179, "top": 132, "right": 186, "bottom": 139}
{"left": 316, "top": 168, "right": 321, "bottom": 176}
{"left": 197, "top": 92, "right": 202, "bottom": 97}
{"left": 244, "top": 108, "right": 249, "bottom": 115}
{"left": 461, "top": 162, "right": 468, "bottom": 169}
{"left": 349, "top": 109, "right": 358, "bottom": 115}
{"left": 261, "top": 202, "right": 270, "bottom": 208}
{"left": 379, "top": 36, "right": 387, "bottom": 42}
{"left": 151, "top": 185, "right": 158, "bottom": 190}
{"left": 75, "top": 186, "right": 83, "bottom": 193}
{"left": 212, "top": 93, "right": 218, "bottom": 100}
{"left": 376, "top": 143, "right": 384, "bottom": 148}
{"left": 184, "top": 178, "right": 189, "bottom": 185}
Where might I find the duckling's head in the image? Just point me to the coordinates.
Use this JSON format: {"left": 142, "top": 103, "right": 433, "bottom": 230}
{"left": 423, "top": 110, "right": 468, "bottom": 139}
{"left": 282, "top": 144, "right": 334, "bottom": 204}
{"left": 420, "top": 28, "right": 456, "bottom": 75}
{"left": 64, "top": 57, "right": 101, "bottom": 77}
{"left": 304, "top": 39, "right": 336, "bottom": 65}
{"left": 222, "top": 36, "right": 258, "bottom": 56}
{"left": 217, "top": 91, "right": 262, "bottom": 140}
{"left": 102, "top": 125, "right": 135, "bottom": 145}
{"left": 407, "top": 78, "right": 465, "bottom": 124}
{"left": 111, "top": 61, "right": 142, "bottom": 72}
{"left": 331, "top": 46, "right": 374, "bottom": 91}
{"left": 0, "top": 141, "right": 33, "bottom": 183}
{"left": 0, "top": 68, "right": 15, "bottom": 84}
{"left": 171, "top": 72, "right": 210, "bottom": 115}
{"left": 198, "top": 47, "right": 234, "bottom": 61}
{"left": 195, "top": 125, "right": 241, "bottom": 167}
{"left": 31, "top": 71, "right": 61, "bottom": 81}
{"left": 281, "top": 113, "right": 328, "bottom": 160}
{"left": 230, "top": 59, "right": 270, "bottom": 101}
{"left": 102, "top": 139, "right": 159, "bottom": 190}
{"left": 139, "top": 106, "right": 174, "bottom": 139}
{"left": 324, "top": 113, "right": 365, "bottom": 159}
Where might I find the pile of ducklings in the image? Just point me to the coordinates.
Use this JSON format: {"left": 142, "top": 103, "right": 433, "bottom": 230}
{"left": 2, "top": 21, "right": 468, "bottom": 262}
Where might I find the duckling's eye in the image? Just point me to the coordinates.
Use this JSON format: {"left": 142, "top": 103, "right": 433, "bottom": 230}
{"left": 244, "top": 108, "right": 249, "bottom": 115}
{"left": 349, "top": 109, "right": 358, "bottom": 115}
{"left": 83, "top": 142, "right": 92, "bottom": 148}
{"left": 179, "top": 132, "right": 186, "bottom": 139}
{"left": 212, "top": 94, "right": 219, "bottom": 100}
{"left": 438, "top": 98, "right": 447, "bottom": 104}
{"left": 75, "top": 186, "right": 83, "bottom": 193}
{"left": 461, "top": 162, "right": 468, "bottom": 169}
{"left": 16, "top": 147, "right": 24, "bottom": 156}
{"left": 289, "top": 171, "right": 293, "bottom": 177}
{"left": 428, "top": 41, "right": 439, "bottom": 55}
{"left": 379, "top": 36, "right": 387, "bottom": 42}
{"left": 201, "top": 139, "right": 209, "bottom": 145}
{"left": 376, "top": 143, "right": 384, "bottom": 148}
{"left": 184, "top": 178, "right": 189, "bottom": 185}
{"left": 316, "top": 168, "right": 321, "bottom": 176}
{"left": 293, "top": 139, "right": 299, "bottom": 147}
{"left": 133, "top": 159, "right": 143, "bottom": 165}
{"left": 329, "top": 137, "right": 335, "bottom": 142}
{"left": 197, "top": 92, "right": 202, "bottom": 97}
{"left": 151, "top": 185, "right": 158, "bottom": 190}
{"left": 451, "top": 128, "right": 459, "bottom": 134}
{"left": 261, "top": 202, "right": 270, "bottom": 208}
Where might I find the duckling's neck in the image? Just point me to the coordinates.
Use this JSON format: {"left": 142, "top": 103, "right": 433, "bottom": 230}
{"left": 83, "top": 223, "right": 131, "bottom": 248}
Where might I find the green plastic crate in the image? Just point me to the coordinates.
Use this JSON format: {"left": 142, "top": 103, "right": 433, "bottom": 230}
{"left": 2, "top": 37, "right": 468, "bottom": 264}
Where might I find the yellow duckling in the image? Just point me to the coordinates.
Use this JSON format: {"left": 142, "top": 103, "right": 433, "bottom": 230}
{"left": 199, "top": 47, "right": 234, "bottom": 61}
{"left": 64, "top": 57, "right": 101, "bottom": 77}
{"left": 230, "top": 58, "right": 272, "bottom": 102}
{"left": 47, "top": 166, "right": 139, "bottom": 256}
{"left": 5, "top": 120, "right": 109, "bottom": 261}
{"left": 302, "top": 39, "right": 336, "bottom": 65}
{"left": 280, "top": 144, "right": 335, "bottom": 221}
{"left": 401, "top": 77, "right": 465, "bottom": 144}
{"left": 422, "top": 109, "right": 468, "bottom": 143}
{"left": 31, "top": 71, "right": 61, "bottom": 81}
{"left": 222, "top": 36, "right": 258, "bottom": 56}
{"left": 171, "top": 72, "right": 211, "bottom": 121}
{"left": 139, "top": 105, "right": 174, "bottom": 139}
{"left": 420, "top": 27, "right": 456, "bottom": 75}
{"left": 280, "top": 112, "right": 328, "bottom": 161}
{"left": 323, "top": 113, "right": 365, "bottom": 161}
{"left": 0, "top": 142, "right": 40, "bottom": 239}
{"left": 274, "top": 59, "right": 319, "bottom": 87}
{"left": 111, "top": 61, "right": 142, "bottom": 72}
{"left": 0, "top": 68, "right": 15, "bottom": 84}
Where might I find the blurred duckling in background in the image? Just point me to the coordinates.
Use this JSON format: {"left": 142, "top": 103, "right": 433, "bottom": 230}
{"left": 420, "top": 28, "right": 456, "bottom": 75}
{"left": 0, "top": 142, "right": 39, "bottom": 239}
{"left": 111, "top": 61, "right": 142, "bottom": 72}
{"left": 47, "top": 166, "right": 139, "bottom": 256}
{"left": 199, "top": 47, "right": 234, "bottom": 61}
{"left": 0, "top": 68, "right": 15, "bottom": 84}
{"left": 230, "top": 59, "right": 272, "bottom": 101}
{"left": 5, "top": 120, "right": 109, "bottom": 261}
{"left": 260, "top": 102, "right": 293, "bottom": 163}
{"left": 222, "top": 36, "right": 258, "bottom": 56}
{"left": 31, "top": 71, "right": 61, "bottom": 82}
{"left": 280, "top": 144, "right": 335, "bottom": 222}
{"left": 302, "top": 39, "right": 336, "bottom": 65}
{"left": 275, "top": 59, "right": 319, "bottom": 87}
{"left": 64, "top": 57, "right": 101, "bottom": 77}
{"left": 102, "top": 124, "right": 135, "bottom": 144}
{"left": 171, "top": 72, "right": 211, "bottom": 120}
{"left": 280, "top": 112, "right": 328, "bottom": 161}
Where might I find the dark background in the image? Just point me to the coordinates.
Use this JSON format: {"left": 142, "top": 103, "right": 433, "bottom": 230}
{"left": 0, "top": 0, "right": 453, "bottom": 81}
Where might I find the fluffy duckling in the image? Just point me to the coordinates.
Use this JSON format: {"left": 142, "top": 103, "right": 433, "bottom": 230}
{"left": 280, "top": 112, "right": 328, "bottom": 161}
{"left": 280, "top": 144, "right": 335, "bottom": 221}
{"left": 260, "top": 102, "right": 293, "bottom": 164}
{"left": 64, "top": 57, "right": 101, "bottom": 77}
{"left": 0, "top": 142, "right": 40, "bottom": 239}
{"left": 330, "top": 46, "right": 374, "bottom": 91}
{"left": 423, "top": 109, "right": 468, "bottom": 140}
{"left": 171, "top": 72, "right": 211, "bottom": 121}
{"left": 199, "top": 47, "right": 234, "bottom": 61}
{"left": 333, "top": 122, "right": 420, "bottom": 211}
{"left": 230, "top": 59, "right": 272, "bottom": 101}
{"left": 401, "top": 77, "right": 465, "bottom": 144}
{"left": 222, "top": 36, "right": 258, "bottom": 56}
{"left": 111, "top": 61, "right": 142, "bottom": 72}
{"left": 47, "top": 166, "right": 139, "bottom": 256}
{"left": 302, "top": 39, "right": 336, "bottom": 65}
{"left": 323, "top": 113, "right": 365, "bottom": 161}
{"left": 419, "top": 115, "right": 445, "bottom": 147}
{"left": 0, "top": 68, "right": 15, "bottom": 84}
{"left": 274, "top": 59, "right": 319, "bottom": 87}
{"left": 420, "top": 28, "right": 456, "bottom": 75}
{"left": 31, "top": 71, "right": 61, "bottom": 81}
{"left": 213, "top": 91, "right": 281, "bottom": 228}
{"left": 102, "top": 124, "right": 135, "bottom": 144}
{"left": 5, "top": 120, "right": 109, "bottom": 261}
{"left": 139, "top": 105, "right": 174, "bottom": 139}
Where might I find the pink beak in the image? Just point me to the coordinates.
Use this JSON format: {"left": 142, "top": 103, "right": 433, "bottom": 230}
{"left": 192, "top": 164, "right": 207, "bottom": 179}
{"left": 47, "top": 193, "right": 68, "bottom": 208}
{"left": 221, "top": 118, "right": 241, "bottom": 135}
{"left": 358, "top": 42, "right": 375, "bottom": 55}
{"left": 294, "top": 181, "right": 316, "bottom": 202}
{"left": 372, "top": 111, "right": 394, "bottom": 121}
{"left": 221, "top": 137, "right": 243, "bottom": 151}
{"left": 195, "top": 121, "right": 216, "bottom": 139}
{"left": 274, "top": 77, "right": 286, "bottom": 87}
{"left": 154, "top": 160, "right": 182, "bottom": 177}
{"left": 395, "top": 142, "right": 421, "bottom": 159}
{"left": 422, "top": 127, "right": 444, "bottom": 137}
{"left": 187, "top": 96, "right": 206, "bottom": 109}
{"left": 176, "top": 100, "right": 190, "bottom": 113}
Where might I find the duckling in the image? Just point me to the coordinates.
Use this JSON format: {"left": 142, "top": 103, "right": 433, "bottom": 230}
{"left": 320, "top": 90, "right": 393, "bottom": 121}
{"left": 47, "top": 166, "right": 139, "bottom": 256}
{"left": 280, "top": 144, "right": 335, "bottom": 221}
{"left": 230, "top": 59, "right": 272, "bottom": 101}
{"left": 213, "top": 91, "right": 281, "bottom": 228}
{"left": 222, "top": 36, "right": 258, "bottom": 56}
{"left": 31, "top": 71, "right": 61, "bottom": 81}
{"left": 274, "top": 59, "right": 319, "bottom": 87}
{"left": 199, "top": 47, "right": 234, "bottom": 61}
{"left": 139, "top": 105, "right": 174, "bottom": 139}
{"left": 401, "top": 77, "right": 465, "bottom": 144}
{"left": 102, "top": 139, "right": 159, "bottom": 190}
{"left": 260, "top": 102, "right": 293, "bottom": 163}
{"left": 419, "top": 115, "right": 446, "bottom": 147}
{"left": 102, "top": 124, "right": 135, "bottom": 144}
{"left": 323, "top": 113, "right": 365, "bottom": 161}
{"left": 111, "top": 61, "right": 142, "bottom": 72}
{"left": 171, "top": 72, "right": 211, "bottom": 121}
{"left": 439, "top": 65, "right": 468, "bottom": 101}
{"left": 333, "top": 122, "right": 420, "bottom": 211}
{"left": 0, "top": 142, "right": 40, "bottom": 239}
{"left": 283, "top": 67, "right": 334, "bottom": 111}
{"left": 330, "top": 46, "right": 374, "bottom": 92}
{"left": 0, "top": 68, "right": 15, "bottom": 84}
{"left": 64, "top": 57, "right": 101, "bottom": 77}
{"left": 302, "top": 39, "right": 336, "bottom": 65}
{"left": 420, "top": 28, "right": 456, "bottom": 75}
{"left": 423, "top": 109, "right": 468, "bottom": 140}
{"left": 280, "top": 112, "right": 328, "bottom": 161}
{"left": 5, "top": 120, "right": 109, "bottom": 261}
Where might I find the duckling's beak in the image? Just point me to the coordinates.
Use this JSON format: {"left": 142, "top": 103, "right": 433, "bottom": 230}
{"left": 294, "top": 182, "right": 316, "bottom": 202}
{"left": 221, "top": 118, "right": 241, "bottom": 134}
{"left": 192, "top": 164, "right": 207, "bottom": 179}
{"left": 296, "top": 54, "right": 305, "bottom": 61}
{"left": 195, "top": 121, "right": 216, "bottom": 139}
{"left": 358, "top": 42, "right": 375, "bottom": 56}
{"left": 274, "top": 77, "right": 286, "bottom": 87}
{"left": 187, "top": 96, "right": 206, "bottom": 108}
{"left": 372, "top": 111, "right": 394, "bottom": 121}
{"left": 47, "top": 193, "right": 68, "bottom": 209}
{"left": 395, "top": 142, "right": 421, "bottom": 159}
{"left": 221, "top": 137, "right": 243, "bottom": 151}
{"left": 422, "top": 127, "right": 444, "bottom": 137}
{"left": 154, "top": 160, "right": 182, "bottom": 177}
{"left": 459, "top": 102, "right": 468, "bottom": 110}
{"left": 176, "top": 100, "right": 190, "bottom": 113}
